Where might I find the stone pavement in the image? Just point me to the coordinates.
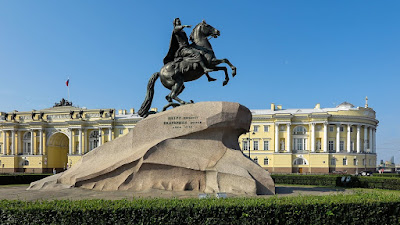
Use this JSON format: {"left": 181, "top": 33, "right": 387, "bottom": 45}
{"left": 0, "top": 185, "right": 352, "bottom": 201}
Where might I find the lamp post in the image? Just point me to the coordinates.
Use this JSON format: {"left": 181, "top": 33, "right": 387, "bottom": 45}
{"left": 246, "top": 130, "right": 255, "bottom": 159}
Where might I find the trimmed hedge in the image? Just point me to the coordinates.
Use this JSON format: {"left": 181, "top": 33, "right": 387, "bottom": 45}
{"left": 271, "top": 174, "right": 400, "bottom": 190}
{"left": 0, "top": 192, "right": 399, "bottom": 224}
{"left": 0, "top": 174, "right": 51, "bottom": 185}
{"left": 374, "top": 173, "right": 400, "bottom": 178}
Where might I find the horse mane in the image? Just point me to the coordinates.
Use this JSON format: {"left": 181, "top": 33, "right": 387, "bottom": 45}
{"left": 189, "top": 23, "right": 202, "bottom": 43}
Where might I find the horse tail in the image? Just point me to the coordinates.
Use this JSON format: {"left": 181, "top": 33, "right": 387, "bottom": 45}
{"left": 138, "top": 72, "right": 159, "bottom": 118}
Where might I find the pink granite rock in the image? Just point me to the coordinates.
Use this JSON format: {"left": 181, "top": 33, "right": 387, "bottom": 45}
{"left": 28, "top": 102, "right": 275, "bottom": 195}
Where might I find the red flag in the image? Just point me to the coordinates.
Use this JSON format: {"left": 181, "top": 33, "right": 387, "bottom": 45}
{"left": 66, "top": 79, "right": 69, "bottom": 87}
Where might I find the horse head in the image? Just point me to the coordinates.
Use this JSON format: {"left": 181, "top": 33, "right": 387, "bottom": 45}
{"left": 190, "top": 20, "right": 220, "bottom": 44}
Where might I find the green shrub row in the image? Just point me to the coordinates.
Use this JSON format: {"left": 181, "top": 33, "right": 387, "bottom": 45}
{"left": 271, "top": 174, "right": 400, "bottom": 190}
{"left": 0, "top": 174, "right": 51, "bottom": 185}
{"left": 0, "top": 192, "right": 399, "bottom": 224}
{"left": 374, "top": 173, "right": 400, "bottom": 178}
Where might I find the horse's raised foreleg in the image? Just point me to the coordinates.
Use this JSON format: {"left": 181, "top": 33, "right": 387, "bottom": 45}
{"left": 213, "top": 58, "right": 237, "bottom": 77}
{"left": 212, "top": 66, "right": 229, "bottom": 86}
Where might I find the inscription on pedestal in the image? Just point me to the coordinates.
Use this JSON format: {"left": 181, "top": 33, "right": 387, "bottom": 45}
{"left": 163, "top": 116, "right": 203, "bottom": 129}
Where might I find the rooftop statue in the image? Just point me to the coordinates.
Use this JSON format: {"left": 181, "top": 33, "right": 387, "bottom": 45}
{"left": 138, "top": 19, "right": 236, "bottom": 118}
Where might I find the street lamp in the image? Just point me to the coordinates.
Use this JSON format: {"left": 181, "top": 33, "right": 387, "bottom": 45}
{"left": 246, "top": 130, "right": 255, "bottom": 159}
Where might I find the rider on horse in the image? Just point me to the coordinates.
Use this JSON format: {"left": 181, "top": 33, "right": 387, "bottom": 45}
{"left": 163, "top": 18, "right": 215, "bottom": 80}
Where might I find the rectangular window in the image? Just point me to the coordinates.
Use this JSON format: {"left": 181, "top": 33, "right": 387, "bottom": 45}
{"left": 254, "top": 157, "right": 258, "bottom": 164}
{"left": 363, "top": 159, "right": 366, "bottom": 166}
{"left": 343, "top": 158, "right": 347, "bottom": 165}
{"left": 340, "top": 126, "right": 344, "bottom": 132}
{"left": 263, "top": 140, "right": 269, "bottom": 150}
{"left": 340, "top": 141, "right": 344, "bottom": 151}
{"left": 279, "top": 125, "right": 286, "bottom": 131}
{"left": 329, "top": 126, "right": 334, "bottom": 132}
{"left": 253, "top": 126, "right": 259, "bottom": 132}
{"left": 329, "top": 141, "right": 334, "bottom": 151}
{"left": 119, "top": 129, "right": 123, "bottom": 135}
{"left": 242, "top": 140, "right": 249, "bottom": 151}
{"left": 350, "top": 141, "right": 354, "bottom": 151}
{"left": 253, "top": 140, "right": 259, "bottom": 150}
{"left": 264, "top": 157, "right": 269, "bottom": 165}
{"left": 294, "top": 138, "right": 306, "bottom": 151}
{"left": 350, "top": 127, "right": 353, "bottom": 132}
{"left": 353, "top": 158, "right": 358, "bottom": 166}
{"left": 264, "top": 125, "right": 269, "bottom": 132}
{"left": 331, "top": 158, "right": 336, "bottom": 166}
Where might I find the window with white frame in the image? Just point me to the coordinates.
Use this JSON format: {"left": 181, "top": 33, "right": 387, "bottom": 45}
{"left": 329, "top": 126, "right": 334, "bottom": 132}
{"left": 242, "top": 140, "right": 249, "bottom": 151}
{"left": 253, "top": 125, "right": 259, "bottom": 132}
{"left": 264, "top": 157, "right": 269, "bottom": 165}
{"left": 329, "top": 141, "right": 334, "bottom": 151}
{"left": 23, "top": 132, "right": 32, "bottom": 155}
{"left": 253, "top": 140, "right": 259, "bottom": 150}
{"left": 353, "top": 158, "right": 358, "bottom": 166}
{"left": 294, "top": 138, "right": 307, "bottom": 151}
{"left": 331, "top": 158, "right": 336, "bottom": 166}
{"left": 254, "top": 157, "right": 258, "bottom": 164}
{"left": 294, "top": 158, "right": 307, "bottom": 165}
{"left": 263, "top": 140, "right": 269, "bottom": 150}
{"left": 119, "top": 129, "right": 124, "bottom": 135}
{"left": 264, "top": 125, "right": 269, "bottom": 132}
{"left": 340, "top": 126, "right": 344, "bottom": 132}
{"left": 89, "top": 130, "right": 99, "bottom": 151}
{"left": 340, "top": 141, "right": 344, "bottom": 151}
{"left": 343, "top": 158, "right": 347, "bottom": 165}
{"left": 293, "top": 126, "right": 307, "bottom": 135}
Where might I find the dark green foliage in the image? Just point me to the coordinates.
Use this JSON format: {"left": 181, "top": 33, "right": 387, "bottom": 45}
{"left": 374, "top": 173, "right": 400, "bottom": 178}
{"left": 0, "top": 174, "right": 51, "bottom": 185}
{"left": 0, "top": 193, "right": 399, "bottom": 224}
{"left": 272, "top": 174, "right": 400, "bottom": 190}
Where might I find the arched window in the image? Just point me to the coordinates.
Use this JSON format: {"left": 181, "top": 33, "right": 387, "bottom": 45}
{"left": 264, "top": 157, "right": 269, "bottom": 165}
{"left": 89, "top": 131, "right": 100, "bottom": 151}
{"left": 293, "top": 158, "right": 307, "bottom": 165}
{"left": 23, "top": 132, "right": 32, "bottom": 155}
{"left": 293, "top": 126, "right": 307, "bottom": 135}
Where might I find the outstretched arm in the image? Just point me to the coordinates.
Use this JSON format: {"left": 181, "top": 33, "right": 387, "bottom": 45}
{"left": 174, "top": 25, "right": 191, "bottom": 32}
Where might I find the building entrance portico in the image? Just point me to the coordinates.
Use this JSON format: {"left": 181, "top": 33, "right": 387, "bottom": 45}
{"left": 47, "top": 132, "right": 69, "bottom": 170}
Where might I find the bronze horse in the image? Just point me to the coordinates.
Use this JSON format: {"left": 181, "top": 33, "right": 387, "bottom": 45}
{"left": 138, "top": 21, "right": 236, "bottom": 118}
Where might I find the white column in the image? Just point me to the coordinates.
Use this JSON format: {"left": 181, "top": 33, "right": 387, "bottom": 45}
{"left": 79, "top": 129, "right": 82, "bottom": 155}
{"left": 347, "top": 124, "right": 351, "bottom": 153}
{"left": 311, "top": 123, "right": 315, "bottom": 152}
{"left": 84, "top": 129, "right": 88, "bottom": 154}
{"left": 108, "top": 128, "right": 112, "bottom": 142}
{"left": 69, "top": 129, "right": 72, "bottom": 155}
{"left": 11, "top": 130, "right": 15, "bottom": 155}
{"left": 286, "top": 124, "right": 291, "bottom": 152}
{"left": 324, "top": 123, "right": 328, "bottom": 152}
{"left": 39, "top": 129, "right": 43, "bottom": 155}
{"left": 369, "top": 127, "right": 373, "bottom": 153}
{"left": 30, "top": 130, "right": 34, "bottom": 155}
{"left": 356, "top": 125, "right": 361, "bottom": 153}
{"left": 99, "top": 128, "right": 103, "bottom": 146}
{"left": 364, "top": 126, "right": 368, "bottom": 152}
{"left": 275, "top": 124, "right": 279, "bottom": 152}
{"left": 373, "top": 128, "right": 376, "bottom": 153}
{"left": 336, "top": 125, "right": 340, "bottom": 153}
{"left": 2, "top": 131, "right": 6, "bottom": 155}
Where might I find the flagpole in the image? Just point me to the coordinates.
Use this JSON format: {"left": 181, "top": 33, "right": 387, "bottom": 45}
{"left": 67, "top": 76, "right": 70, "bottom": 102}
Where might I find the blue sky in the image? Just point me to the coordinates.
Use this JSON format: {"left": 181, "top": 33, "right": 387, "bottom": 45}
{"left": 0, "top": 1, "right": 399, "bottom": 163}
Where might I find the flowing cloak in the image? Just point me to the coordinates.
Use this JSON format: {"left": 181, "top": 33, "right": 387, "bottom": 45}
{"left": 163, "top": 31, "right": 180, "bottom": 65}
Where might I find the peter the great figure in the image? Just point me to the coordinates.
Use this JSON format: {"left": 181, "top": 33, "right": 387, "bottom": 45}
{"left": 138, "top": 18, "right": 237, "bottom": 118}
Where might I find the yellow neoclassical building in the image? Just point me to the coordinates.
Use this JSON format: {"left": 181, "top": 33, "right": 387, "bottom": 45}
{"left": 240, "top": 101, "right": 378, "bottom": 174}
{"left": 0, "top": 99, "right": 378, "bottom": 174}
{"left": 0, "top": 99, "right": 141, "bottom": 173}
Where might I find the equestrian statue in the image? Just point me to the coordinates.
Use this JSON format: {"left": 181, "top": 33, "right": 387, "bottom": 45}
{"left": 138, "top": 18, "right": 236, "bottom": 118}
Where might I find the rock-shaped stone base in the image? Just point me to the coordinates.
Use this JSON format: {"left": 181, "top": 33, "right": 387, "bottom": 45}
{"left": 28, "top": 102, "right": 275, "bottom": 195}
